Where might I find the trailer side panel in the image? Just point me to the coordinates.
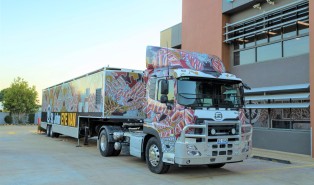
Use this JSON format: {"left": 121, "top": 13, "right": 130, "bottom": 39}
{"left": 41, "top": 71, "right": 103, "bottom": 132}
{"left": 104, "top": 70, "right": 145, "bottom": 119}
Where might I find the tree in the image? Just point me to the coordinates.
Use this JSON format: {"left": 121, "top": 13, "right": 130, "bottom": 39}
{"left": 3, "top": 77, "right": 39, "bottom": 123}
{"left": 0, "top": 88, "right": 7, "bottom": 102}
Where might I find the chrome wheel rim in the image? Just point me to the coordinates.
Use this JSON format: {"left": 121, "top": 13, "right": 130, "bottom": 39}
{"left": 148, "top": 144, "right": 160, "bottom": 167}
{"left": 100, "top": 134, "right": 107, "bottom": 151}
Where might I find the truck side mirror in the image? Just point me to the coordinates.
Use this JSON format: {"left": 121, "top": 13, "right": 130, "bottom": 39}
{"left": 160, "top": 94, "right": 168, "bottom": 103}
{"left": 240, "top": 86, "right": 245, "bottom": 106}
{"left": 242, "top": 83, "right": 251, "bottom": 90}
{"left": 160, "top": 79, "right": 169, "bottom": 95}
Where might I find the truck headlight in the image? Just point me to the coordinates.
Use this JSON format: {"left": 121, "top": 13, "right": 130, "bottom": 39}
{"left": 187, "top": 150, "right": 202, "bottom": 156}
{"left": 186, "top": 145, "right": 202, "bottom": 156}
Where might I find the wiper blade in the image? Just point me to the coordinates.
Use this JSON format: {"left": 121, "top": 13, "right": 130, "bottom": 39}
{"left": 178, "top": 93, "right": 197, "bottom": 99}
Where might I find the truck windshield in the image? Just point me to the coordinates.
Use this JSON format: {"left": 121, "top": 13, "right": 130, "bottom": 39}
{"left": 177, "top": 77, "right": 243, "bottom": 109}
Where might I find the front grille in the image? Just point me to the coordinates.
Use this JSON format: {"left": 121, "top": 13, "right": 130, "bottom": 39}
{"left": 205, "top": 120, "right": 240, "bottom": 157}
{"left": 208, "top": 141, "right": 239, "bottom": 157}
{"left": 208, "top": 125, "right": 238, "bottom": 136}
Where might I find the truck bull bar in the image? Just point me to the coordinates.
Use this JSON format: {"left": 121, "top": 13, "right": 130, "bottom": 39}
{"left": 179, "top": 122, "right": 252, "bottom": 143}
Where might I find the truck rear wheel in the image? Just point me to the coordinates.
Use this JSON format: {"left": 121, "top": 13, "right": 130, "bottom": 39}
{"left": 207, "top": 163, "right": 225, "bottom": 168}
{"left": 145, "top": 137, "right": 170, "bottom": 174}
{"left": 112, "top": 149, "right": 121, "bottom": 156}
{"left": 99, "top": 129, "right": 114, "bottom": 157}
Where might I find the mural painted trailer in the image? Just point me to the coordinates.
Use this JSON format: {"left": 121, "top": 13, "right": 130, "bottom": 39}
{"left": 41, "top": 46, "right": 252, "bottom": 174}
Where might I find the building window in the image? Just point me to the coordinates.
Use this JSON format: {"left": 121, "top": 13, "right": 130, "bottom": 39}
{"left": 268, "top": 27, "right": 282, "bottom": 42}
{"left": 283, "top": 36, "right": 309, "bottom": 57}
{"left": 234, "top": 39, "right": 244, "bottom": 50}
{"left": 244, "top": 35, "right": 255, "bottom": 48}
{"left": 246, "top": 108, "right": 269, "bottom": 128}
{"left": 234, "top": 52, "right": 240, "bottom": 66}
{"left": 234, "top": 34, "right": 309, "bottom": 66}
{"left": 283, "top": 23, "right": 297, "bottom": 39}
{"left": 225, "top": 1, "right": 309, "bottom": 66}
{"left": 256, "top": 32, "right": 267, "bottom": 45}
{"left": 234, "top": 48, "right": 255, "bottom": 66}
{"left": 257, "top": 42, "right": 282, "bottom": 62}
{"left": 297, "top": 21, "right": 309, "bottom": 35}
{"left": 247, "top": 100, "right": 310, "bottom": 130}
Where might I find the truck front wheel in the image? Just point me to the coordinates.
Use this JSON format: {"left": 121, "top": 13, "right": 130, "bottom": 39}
{"left": 145, "top": 137, "right": 170, "bottom": 174}
{"left": 99, "top": 129, "right": 114, "bottom": 157}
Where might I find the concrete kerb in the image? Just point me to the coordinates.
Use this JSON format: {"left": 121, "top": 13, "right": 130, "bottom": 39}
{"left": 252, "top": 148, "right": 314, "bottom": 164}
{"left": 252, "top": 155, "right": 291, "bottom": 164}
{"left": 0, "top": 123, "right": 37, "bottom": 126}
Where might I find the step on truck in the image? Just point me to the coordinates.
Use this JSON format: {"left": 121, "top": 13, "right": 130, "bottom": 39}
{"left": 41, "top": 46, "right": 252, "bottom": 174}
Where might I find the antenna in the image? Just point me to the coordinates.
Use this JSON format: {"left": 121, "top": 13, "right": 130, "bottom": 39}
{"left": 179, "top": 46, "right": 182, "bottom": 66}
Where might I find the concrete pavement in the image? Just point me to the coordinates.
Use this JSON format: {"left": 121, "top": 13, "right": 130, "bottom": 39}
{"left": 1, "top": 125, "right": 314, "bottom": 185}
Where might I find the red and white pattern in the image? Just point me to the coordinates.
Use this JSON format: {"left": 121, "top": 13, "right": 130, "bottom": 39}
{"left": 146, "top": 46, "right": 226, "bottom": 74}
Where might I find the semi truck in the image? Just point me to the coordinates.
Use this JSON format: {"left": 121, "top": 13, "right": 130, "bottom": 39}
{"left": 40, "top": 46, "right": 252, "bottom": 174}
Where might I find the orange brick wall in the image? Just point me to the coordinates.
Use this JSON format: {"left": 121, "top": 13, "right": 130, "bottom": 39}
{"left": 182, "top": 0, "right": 230, "bottom": 71}
{"left": 309, "top": 0, "right": 314, "bottom": 158}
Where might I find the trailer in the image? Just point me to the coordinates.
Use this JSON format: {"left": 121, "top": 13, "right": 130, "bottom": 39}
{"left": 41, "top": 46, "right": 252, "bottom": 174}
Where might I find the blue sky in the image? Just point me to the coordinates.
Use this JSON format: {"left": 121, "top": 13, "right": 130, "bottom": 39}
{"left": 0, "top": 0, "right": 182, "bottom": 101}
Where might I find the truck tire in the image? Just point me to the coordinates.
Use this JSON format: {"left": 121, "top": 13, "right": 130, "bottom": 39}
{"left": 48, "top": 126, "right": 59, "bottom": 138}
{"left": 207, "top": 163, "right": 225, "bottom": 168}
{"left": 145, "top": 137, "right": 170, "bottom": 174}
{"left": 112, "top": 149, "right": 121, "bottom": 156}
{"left": 46, "top": 125, "right": 51, "bottom": 137}
{"left": 49, "top": 126, "right": 53, "bottom": 137}
{"left": 99, "top": 129, "right": 114, "bottom": 157}
{"left": 51, "top": 132, "right": 60, "bottom": 138}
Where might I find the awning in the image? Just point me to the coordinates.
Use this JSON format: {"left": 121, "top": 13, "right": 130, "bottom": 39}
{"left": 245, "top": 93, "right": 310, "bottom": 101}
{"left": 245, "top": 103, "right": 310, "bottom": 109}
{"left": 245, "top": 83, "right": 310, "bottom": 94}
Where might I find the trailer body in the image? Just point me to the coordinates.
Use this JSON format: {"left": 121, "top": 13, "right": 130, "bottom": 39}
{"left": 41, "top": 68, "right": 145, "bottom": 138}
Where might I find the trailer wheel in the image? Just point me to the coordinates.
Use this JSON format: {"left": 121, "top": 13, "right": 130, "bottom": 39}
{"left": 48, "top": 126, "right": 59, "bottom": 138}
{"left": 46, "top": 125, "right": 51, "bottom": 137}
{"left": 51, "top": 132, "right": 60, "bottom": 138}
{"left": 99, "top": 129, "right": 114, "bottom": 157}
{"left": 145, "top": 137, "right": 170, "bottom": 174}
{"left": 207, "top": 163, "right": 225, "bottom": 168}
{"left": 49, "top": 126, "right": 53, "bottom": 137}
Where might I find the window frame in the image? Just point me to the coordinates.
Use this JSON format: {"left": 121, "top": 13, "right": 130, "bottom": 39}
{"left": 229, "top": 1, "right": 309, "bottom": 66}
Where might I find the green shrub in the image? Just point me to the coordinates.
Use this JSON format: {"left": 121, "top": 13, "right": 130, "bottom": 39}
{"left": 4, "top": 115, "right": 13, "bottom": 124}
